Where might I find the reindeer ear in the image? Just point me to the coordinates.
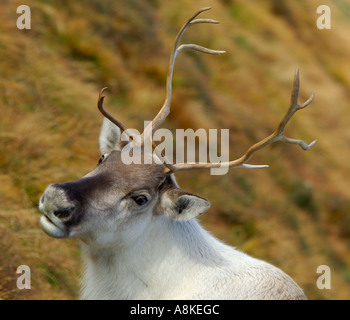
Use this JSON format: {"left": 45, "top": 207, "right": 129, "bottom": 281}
{"left": 158, "top": 186, "right": 210, "bottom": 221}
{"left": 99, "top": 118, "right": 123, "bottom": 154}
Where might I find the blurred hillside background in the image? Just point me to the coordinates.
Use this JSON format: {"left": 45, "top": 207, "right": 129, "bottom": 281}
{"left": 1, "top": 0, "right": 350, "bottom": 299}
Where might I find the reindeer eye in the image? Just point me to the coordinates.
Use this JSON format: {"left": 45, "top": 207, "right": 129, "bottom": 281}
{"left": 98, "top": 154, "right": 106, "bottom": 165}
{"left": 133, "top": 195, "right": 148, "bottom": 206}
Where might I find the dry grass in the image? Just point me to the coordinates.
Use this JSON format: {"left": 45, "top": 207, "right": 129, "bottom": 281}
{"left": 1, "top": 0, "right": 350, "bottom": 299}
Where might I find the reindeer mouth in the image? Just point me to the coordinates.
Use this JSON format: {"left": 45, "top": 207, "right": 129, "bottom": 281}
{"left": 40, "top": 215, "right": 68, "bottom": 239}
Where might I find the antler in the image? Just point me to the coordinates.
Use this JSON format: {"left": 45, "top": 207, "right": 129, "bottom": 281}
{"left": 96, "top": 8, "right": 316, "bottom": 175}
{"left": 97, "top": 7, "right": 223, "bottom": 171}
{"left": 140, "top": 6, "right": 225, "bottom": 146}
{"left": 165, "top": 68, "right": 317, "bottom": 173}
{"left": 98, "top": 87, "right": 129, "bottom": 132}
{"left": 98, "top": 87, "right": 177, "bottom": 171}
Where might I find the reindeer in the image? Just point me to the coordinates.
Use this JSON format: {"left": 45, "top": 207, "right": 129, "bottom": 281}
{"left": 39, "top": 7, "right": 316, "bottom": 299}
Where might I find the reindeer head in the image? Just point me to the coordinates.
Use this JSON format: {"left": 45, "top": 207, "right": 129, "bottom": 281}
{"left": 39, "top": 7, "right": 316, "bottom": 248}
{"left": 39, "top": 119, "right": 210, "bottom": 246}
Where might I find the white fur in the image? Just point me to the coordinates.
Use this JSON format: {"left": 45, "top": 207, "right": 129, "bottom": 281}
{"left": 80, "top": 215, "right": 306, "bottom": 300}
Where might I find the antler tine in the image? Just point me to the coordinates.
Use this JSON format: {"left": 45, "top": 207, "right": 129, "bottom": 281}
{"left": 97, "top": 87, "right": 177, "bottom": 171}
{"left": 97, "top": 87, "right": 129, "bottom": 132}
{"left": 165, "top": 68, "right": 317, "bottom": 174}
{"left": 139, "top": 7, "right": 225, "bottom": 147}
{"left": 275, "top": 68, "right": 317, "bottom": 150}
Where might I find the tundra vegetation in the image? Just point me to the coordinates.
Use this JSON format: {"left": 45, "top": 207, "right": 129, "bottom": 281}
{"left": 0, "top": 0, "right": 350, "bottom": 299}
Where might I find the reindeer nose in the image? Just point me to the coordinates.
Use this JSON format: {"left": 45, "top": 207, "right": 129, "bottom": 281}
{"left": 53, "top": 206, "right": 75, "bottom": 219}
